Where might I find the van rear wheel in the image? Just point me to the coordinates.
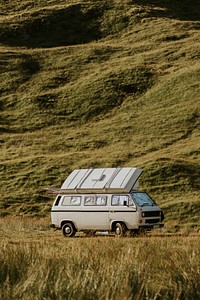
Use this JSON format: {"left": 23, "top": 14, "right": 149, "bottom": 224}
{"left": 62, "top": 223, "right": 76, "bottom": 237}
{"left": 115, "top": 222, "right": 126, "bottom": 237}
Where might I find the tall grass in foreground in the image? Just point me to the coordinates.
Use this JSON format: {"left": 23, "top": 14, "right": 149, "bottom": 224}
{"left": 0, "top": 228, "right": 199, "bottom": 299}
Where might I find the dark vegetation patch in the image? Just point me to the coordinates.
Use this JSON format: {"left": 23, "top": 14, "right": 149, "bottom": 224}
{"left": 115, "top": 67, "right": 155, "bottom": 95}
{"left": 185, "top": 109, "right": 200, "bottom": 129}
{"left": 132, "top": 0, "right": 200, "bottom": 21}
{"left": 0, "top": 4, "right": 103, "bottom": 48}
{"left": 160, "top": 34, "right": 190, "bottom": 42}
{"left": 34, "top": 94, "right": 57, "bottom": 110}
{"left": 19, "top": 55, "right": 40, "bottom": 76}
{"left": 0, "top": 2, "right": 133, "bottom": 49}
{"left": 0, "top": 52, "right": 40, "bottom": 95}
{"left": 0, "top": 100, "right": 4, "bottom": 111}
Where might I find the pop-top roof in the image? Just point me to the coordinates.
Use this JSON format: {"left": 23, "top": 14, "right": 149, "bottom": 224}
{"left": 60, "top": 167, "right": 142, "bottom": 194}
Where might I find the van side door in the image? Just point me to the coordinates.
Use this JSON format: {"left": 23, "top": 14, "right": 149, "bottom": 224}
{"left": 81, "top": 195, "right": 109, "bottom": 230}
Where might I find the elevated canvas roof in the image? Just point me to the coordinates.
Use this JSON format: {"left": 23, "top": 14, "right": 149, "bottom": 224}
{"left": 60, "top": 168, "right": 142, "bottom": 194}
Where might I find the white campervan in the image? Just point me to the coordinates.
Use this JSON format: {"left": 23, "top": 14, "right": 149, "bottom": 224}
{"left": 50, "top": 168, "right": 164, "bottom": 237}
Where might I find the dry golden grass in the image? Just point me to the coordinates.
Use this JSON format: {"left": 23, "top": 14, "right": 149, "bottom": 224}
{"left": 0, "top": 217, "right": 200, "bottom": 300}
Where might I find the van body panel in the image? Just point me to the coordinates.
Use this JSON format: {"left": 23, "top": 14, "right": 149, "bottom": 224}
{"left": 51, "top": 209, "right": 82, "bottom": 230}
{"left": 51, "top": 192, "right": 164, "bottom": 233}
{"left": 81, "top": 210, "right": 109, "bottom": 230}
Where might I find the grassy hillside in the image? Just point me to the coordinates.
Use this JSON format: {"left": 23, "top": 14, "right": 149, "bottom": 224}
{"left": 0, "top": 0, "right": 199, "bottom": 231}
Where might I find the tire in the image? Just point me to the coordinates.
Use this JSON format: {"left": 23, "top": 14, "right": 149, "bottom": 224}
{"left": 115, "top": 222, "right": 127, "bottom": 237}
{"left": 62, "top": 223, "right": 76, "bottom": 237}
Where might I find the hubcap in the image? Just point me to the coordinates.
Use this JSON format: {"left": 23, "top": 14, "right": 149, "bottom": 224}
{"left": 116, "top": 227, "right": 121, "bottom": 235}
{"left": 64, "top": 226, "right": 71, "bottom": 234}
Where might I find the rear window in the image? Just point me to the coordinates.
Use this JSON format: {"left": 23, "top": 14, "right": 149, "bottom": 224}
{"left": 96, "top": 196, "right": 107, "bottom": 206}
{"left": 84, "top": 196, "right": 95, "bottom": 206}
{"left": 84, "top": 196, "right": 107, "bottom": 206}
{"left": 62, "top": 196, "right": 81, "bottom": 206}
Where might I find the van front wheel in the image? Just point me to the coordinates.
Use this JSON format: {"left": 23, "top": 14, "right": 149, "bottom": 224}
{"left": 62, "top": 223, "right": 76, "bottom": 237}
{"left": 115, "top": 222, "right": 126, "bottom": 237}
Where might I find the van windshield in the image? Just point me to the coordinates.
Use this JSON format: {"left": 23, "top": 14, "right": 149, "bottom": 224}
{"left": 131, "top": 192, "right": 156, "bottom": 207}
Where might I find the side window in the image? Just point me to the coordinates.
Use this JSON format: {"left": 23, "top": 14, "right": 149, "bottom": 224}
{"left": 96, "top": 196, "right": 107, "bottom": 206}
{"left": 70, "top": 196, "right": 81, "bottom": 206}
{"left": 62, "top": 196, "right": 81, "bottom": 206}
{"left": 54, "top": 195, "right": 62, "bottom": 206}
{"left": 62, "top": 196, "right": 71, "bottom": 206}
{"left": 84, "top": 196, "right": 95, "bottom": 206}
{"left": 112, "top": 195, "right": 129, "bottom": 206}
{"left": 112, "top": 195, "right": 120, "bottom": 206}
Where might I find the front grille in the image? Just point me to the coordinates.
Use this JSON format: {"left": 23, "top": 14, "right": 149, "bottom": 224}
{"left": 145, "top": 218, "right": 160, "bottom": 224}
{"left": 143, "top": 211, "right": 160, "bottom": 217}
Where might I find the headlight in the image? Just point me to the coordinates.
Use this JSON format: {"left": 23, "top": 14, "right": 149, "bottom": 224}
{"left": 142, "top": 212, "right": 145, "bottom": 217}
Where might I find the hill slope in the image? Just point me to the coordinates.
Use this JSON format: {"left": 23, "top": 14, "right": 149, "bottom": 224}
{"left": 0, "top": 0, "right": 199, "bottom": 231}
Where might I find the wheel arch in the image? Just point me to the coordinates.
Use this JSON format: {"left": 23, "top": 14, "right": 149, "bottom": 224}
{"left": 111, "top": 220, "right": 128, "bottom": 232}
{"left": 60, "top": 220, "right": 78, "bottom": 231}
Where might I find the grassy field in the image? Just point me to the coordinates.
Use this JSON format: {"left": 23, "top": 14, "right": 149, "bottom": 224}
{"left": 0, "top": 217, "right": 200, "bottom": 300}
{"left": 0, "top": 0, "right": 199, "bottom": 230}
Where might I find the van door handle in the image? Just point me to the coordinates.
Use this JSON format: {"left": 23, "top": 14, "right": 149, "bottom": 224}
{"left": 110, "top": 211, "right": 115, "bottom": 213}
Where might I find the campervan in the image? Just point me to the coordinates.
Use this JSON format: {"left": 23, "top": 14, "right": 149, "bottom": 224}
{"left": 50, "top": 168, "right": 164, "bottom": 237}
